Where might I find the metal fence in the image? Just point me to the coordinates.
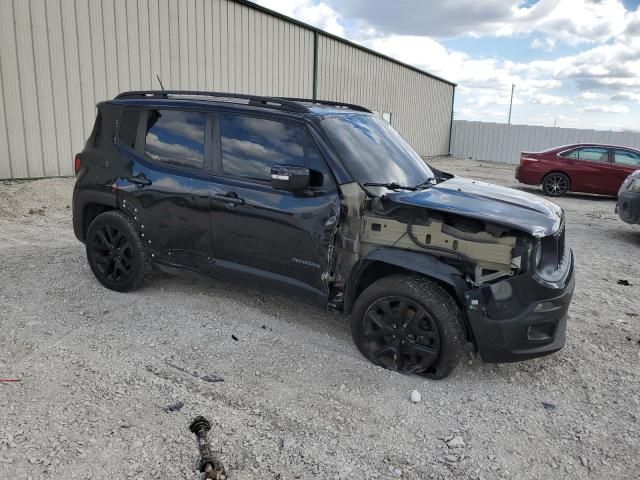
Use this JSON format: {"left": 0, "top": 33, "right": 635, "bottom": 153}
{"left": 450, "top": 120, "right": 640, "bottom": 164}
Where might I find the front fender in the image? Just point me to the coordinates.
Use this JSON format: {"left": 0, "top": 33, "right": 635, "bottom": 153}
{"left": 343, "top": 248, "right": 469, "bottom": 313}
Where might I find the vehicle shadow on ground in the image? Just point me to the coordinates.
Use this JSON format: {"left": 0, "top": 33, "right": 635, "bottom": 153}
{"left": 153, "top": 270, "right": 351, "bottom": 339}
{"left": 514, "top": 185, "right": 616, "bottom": 202}
{"left": 617, "top": 227, "right": 640, "bottom": 246}
{"left": 148, "top": 270, "right": 553, "bottom": 383}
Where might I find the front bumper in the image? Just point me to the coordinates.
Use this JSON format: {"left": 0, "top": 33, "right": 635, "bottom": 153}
{"left": 616, "top": 190, "right": 640, "bottom": 224}
{"left": 464, "top": 252, "right": 575, "bottom": 363}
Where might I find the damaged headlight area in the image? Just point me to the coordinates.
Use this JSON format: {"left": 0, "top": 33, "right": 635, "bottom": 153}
{"left": 530, "top": 220, "right": 571, "bottom": 285}
{"left": 626, "top": 177, "right": 640, "bottom": 193}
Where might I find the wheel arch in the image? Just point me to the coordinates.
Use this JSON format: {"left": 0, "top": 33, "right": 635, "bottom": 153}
{"left": 73, "top": 189, "right": 118, "bottom": 243}
{"left": 343, "top": 248, "right": 469, "bottom": 315}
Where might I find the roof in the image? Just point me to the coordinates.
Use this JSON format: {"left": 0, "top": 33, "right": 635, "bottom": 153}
{"left": 547, "top": 143, "right": 640, "bottom": 152}
{"left": 112, "top": 91, "right": 373, "bottom": 115}
{"left": 234, "top": 0, "right": 456, "bottom": 88}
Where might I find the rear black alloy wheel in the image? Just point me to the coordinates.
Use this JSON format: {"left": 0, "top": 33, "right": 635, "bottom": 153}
{"left": 351, "top": 274, "right": 465, "bottom": 379}
{"left": 90, "top": 225, "right": 134, "bottom": 283}
{"left": 543, "top": 173, "right": 570, "bottom": 196}
{"left": 361, "top": 296, "right": 440, "bottom": 373}
{"left": 85, "top": 210, "right": 152, "bottom": 292}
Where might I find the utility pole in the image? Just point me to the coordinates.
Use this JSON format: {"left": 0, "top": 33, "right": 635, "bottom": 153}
{"left": 507, "top": 84, "right": 515, "bottom": 125}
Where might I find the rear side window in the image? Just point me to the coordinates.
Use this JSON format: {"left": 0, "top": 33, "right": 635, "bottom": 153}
{"left": 91, "top": 110, "right": 103, "bottom": 147}
{"left": 118, "top": 109, "right": 139, "bottom": 148}
{"left": 613, "top": 149, "right": 640, "bottom": 167}
{"left": 564, "top": 147, "right": 608, "bottom": 162}
{"left": 144, "top": 109, "right": 206, "bottom": 169}
{"left": 220, "top": 114, "right": 305, "bottom": 181}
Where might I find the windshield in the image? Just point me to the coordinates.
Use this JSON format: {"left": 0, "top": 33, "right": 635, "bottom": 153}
{"left": 321, "top": 114, "right": 434, "bottom": 187}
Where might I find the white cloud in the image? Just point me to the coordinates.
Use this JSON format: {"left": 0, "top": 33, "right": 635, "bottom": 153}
{"left": 530, "top": 37, "right": 556, "bottom": 52}
{"left": 531, "top": 93, "right": 572, "bottom": 105}
{"left": 253, "top": 0, "right": 640, "bottom": 130}
{"left": 583, "top": 104, "right": 630, "bottom": 113}
{"left": 577, "top": 91, "right": 602, "bottom": 100}
{"left": 255, "top": 0, "right": 345, "bottom": 36}
{"left": 610, "top": 92, "right": 640, "bottom": 102}
{"left": 324, "top": 0, "right": 634, "bottom": 45}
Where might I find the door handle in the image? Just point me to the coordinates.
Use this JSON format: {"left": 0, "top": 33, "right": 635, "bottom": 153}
{"left": 126, "top": 174, "right": 152, "bottom": 186}
{"left": 212, "top": 192, "right": 245, "bottom": 206}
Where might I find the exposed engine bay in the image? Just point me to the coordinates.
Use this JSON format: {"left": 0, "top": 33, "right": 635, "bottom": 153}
{"left": 329, "top": 182, "right": 542, "bottom": 301}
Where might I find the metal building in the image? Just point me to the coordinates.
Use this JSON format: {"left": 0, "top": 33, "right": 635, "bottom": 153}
{"left": 0, "top": 0, "right": 455, "bottom": 179}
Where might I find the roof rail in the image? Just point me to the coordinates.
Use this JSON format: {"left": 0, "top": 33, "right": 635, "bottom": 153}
{"left": 277, "top": 97, "right": 372, "bottom": 113}
{"left": 114, "top": 90, "right": 309, "bottom": 113}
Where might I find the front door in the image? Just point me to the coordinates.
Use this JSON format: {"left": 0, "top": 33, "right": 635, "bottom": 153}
{"left": 562, "top": 146, "right": 611, "bottom": 194}
{"left": 208, "top": 111, "right": 340, "bottom": 305}
{"left": 610, "top": 149, "right": 640, "bottom": 194}
{"left": 114, "top": 107, "right": 214, "bottom": 272}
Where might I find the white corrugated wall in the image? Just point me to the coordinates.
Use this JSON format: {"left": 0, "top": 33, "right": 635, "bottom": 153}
{"left": 451, "top": 120, "right": 640, "bottom": 164}
{"left": 0, "top": 0, "right": 454, "bottom": 179}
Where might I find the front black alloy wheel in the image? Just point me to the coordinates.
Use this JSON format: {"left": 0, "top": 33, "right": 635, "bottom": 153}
{"left": 351, "top": 274, "right": 465, "bottom": 379}
{"left": 360, "top": 296, "right": 440, "bottom": 373}
{"left": 85, "top": 210, "right": 152, "bottom": 292}
{"left": 542, "top": 173, "right": 570, "bottom": 197}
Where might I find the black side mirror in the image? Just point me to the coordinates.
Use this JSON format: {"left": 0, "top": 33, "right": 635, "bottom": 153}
{"left": 270, "top": 165, "right": 310, "bottom": 192}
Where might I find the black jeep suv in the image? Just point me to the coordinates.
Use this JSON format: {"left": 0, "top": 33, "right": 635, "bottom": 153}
{"left": 73, "top": 90, "right": 574, "bottom": 379}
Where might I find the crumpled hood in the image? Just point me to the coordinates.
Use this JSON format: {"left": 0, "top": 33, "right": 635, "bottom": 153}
{"left": 384, "top": 176, "right": 563, "bottom": 237}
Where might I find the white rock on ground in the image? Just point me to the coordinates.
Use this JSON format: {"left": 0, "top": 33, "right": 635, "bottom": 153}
{"left": 410, "top": 390, "right": 422, "bottom": 403}
{"left": 447, "top": 436, "right": 466, "bottom": 448}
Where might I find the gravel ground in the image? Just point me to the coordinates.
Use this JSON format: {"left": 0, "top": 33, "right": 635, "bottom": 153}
{"left": 1, "top": 158, "right": 639, "bottom": 480}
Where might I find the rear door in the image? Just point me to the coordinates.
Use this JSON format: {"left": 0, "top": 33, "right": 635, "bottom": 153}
{"left": 113, "top": 107, "right": 214, "bottom": 272}
{"left": 562, "top": 146, "right": 611, "bottom": 194}
{"left": 207, "top": 111, "right": 340, "bottom": 305}
{"left": 611, "top": 149, "right": 640, "bottom": 194}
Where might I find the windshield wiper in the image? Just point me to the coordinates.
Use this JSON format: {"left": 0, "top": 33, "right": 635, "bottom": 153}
{"left": 414, "top": 177, "right": 437, "bottom": 189}
{"left": 363, "top": 182, "right": 417, "bottom": 191}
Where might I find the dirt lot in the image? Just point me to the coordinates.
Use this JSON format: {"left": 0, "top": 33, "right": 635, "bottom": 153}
{"left": 1, "top": 158, "right": 639, "bottom": 480}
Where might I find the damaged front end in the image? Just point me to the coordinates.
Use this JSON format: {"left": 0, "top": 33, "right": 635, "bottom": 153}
{"left": 330, "top": 179, "right": 574, "bottom": 363}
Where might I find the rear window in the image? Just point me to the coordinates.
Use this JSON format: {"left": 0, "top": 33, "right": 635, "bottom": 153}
{"left": 118, "top": 109, "right": 139, "bottom": 148}
{"left": 144, "top": 109, "right": 206, "bottom": 169}
{"left": 563, "top": 147, "right": 608, "bottom": 162}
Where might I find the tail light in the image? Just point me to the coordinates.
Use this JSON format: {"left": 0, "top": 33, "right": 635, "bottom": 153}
{"left": 520, "top": 153, "right": 539, "bottom": 163}
{"left": 74, "top": 154, "right": 81, "bottom": 175}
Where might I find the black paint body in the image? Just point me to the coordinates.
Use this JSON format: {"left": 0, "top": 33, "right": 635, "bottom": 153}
{"left": 73, "top": 93, "right": 575, "bottom": 363}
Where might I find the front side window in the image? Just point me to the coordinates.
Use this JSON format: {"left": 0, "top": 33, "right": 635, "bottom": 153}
{"left": 220, "top": 114, "right": 305, "bottom": 181}
{"left": 613, "top": 149, "right": 640, "bottom": 167}
{"left": 144, "top": 109, "right": 206, "bottom": 169}
{"left": 565, "top": 147, "right": 609, "bottom": 162}
{"left": 307, "top": 135, "right": 334, "bottom": 187}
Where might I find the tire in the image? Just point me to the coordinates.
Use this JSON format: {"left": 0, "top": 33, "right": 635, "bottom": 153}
{"left": 85, "top": 210, "right": 152, "bottom": 292}
{"left": 542, "top": 172, "right": 570, "bottom": 197}
{"left": 350, "top": 274, "right": 465, "bottom": 379}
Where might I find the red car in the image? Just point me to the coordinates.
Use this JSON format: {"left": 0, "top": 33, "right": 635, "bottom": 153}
{"left": 515, "top": 144, "right": 640, "bottom": 196}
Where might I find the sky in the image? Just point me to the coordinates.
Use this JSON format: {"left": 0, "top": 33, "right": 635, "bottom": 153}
{"left": 253, "top": 0, "right": 640, "bottom": 131}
